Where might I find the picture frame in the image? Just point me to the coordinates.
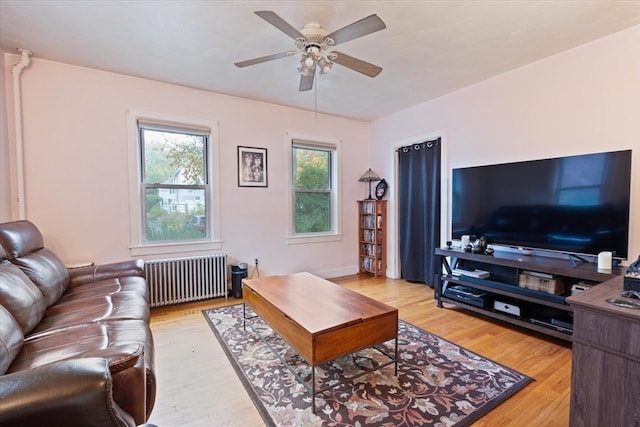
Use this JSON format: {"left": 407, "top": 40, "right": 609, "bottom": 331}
{"left": 237, "top": 146, "right": 268, "bottom": 187}
{"left": 375, "top": 179, "right": 388, "bottom": 200}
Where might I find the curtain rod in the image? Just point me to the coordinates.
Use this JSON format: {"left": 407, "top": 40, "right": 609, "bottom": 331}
{"left": 395, "top": 137, "right": 441, "bottom": 152}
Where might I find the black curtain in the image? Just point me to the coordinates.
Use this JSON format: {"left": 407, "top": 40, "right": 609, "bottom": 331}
{"left": 397, "top": 138, "right": 441, "bottom": 285}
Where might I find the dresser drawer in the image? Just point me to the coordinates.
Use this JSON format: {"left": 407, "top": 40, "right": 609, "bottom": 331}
{"left": 243, "top": 284, "right": 314, "bottom": 362}
{"left": 572, "top": 308, "right": 640, "bottom": 363}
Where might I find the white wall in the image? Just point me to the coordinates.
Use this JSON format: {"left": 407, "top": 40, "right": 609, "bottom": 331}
{"left": 1, "top": 55, "right": 371, "bottom": 278}
{"left": 0, "top": 51, "right": 10, "bottom": 222}
{"left": 371, "top": 25, "right": 640, "bottom": 274}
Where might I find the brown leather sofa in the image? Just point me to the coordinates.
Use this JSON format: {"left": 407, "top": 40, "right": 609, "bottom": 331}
{"left": 0, "top": 220, "right": 156, "bottom": 426}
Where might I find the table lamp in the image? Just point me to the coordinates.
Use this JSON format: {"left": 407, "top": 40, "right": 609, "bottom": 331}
{"left": 358, "top": 168, "right": 381, "bottom": 200}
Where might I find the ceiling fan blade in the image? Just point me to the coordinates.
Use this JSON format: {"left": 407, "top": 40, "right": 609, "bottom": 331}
{"left": 255, "top": 11, "right": 305, "bottom": 40}
{"left": 299, "top": 70, "right": 315, "bottom": 92}
{"left": 331, "top": 51, "right": 382, "bottom": 77}
{"left": 325, "top": 14, "right": 386, "bottom": 45}
{"left": 234, "top": 51, "right": 294, "bottom": 68}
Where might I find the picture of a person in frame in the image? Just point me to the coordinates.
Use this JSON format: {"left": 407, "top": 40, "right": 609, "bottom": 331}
{"left": 251, "top": 153, "right": 264, "bottom": 182}
{"left": 238, "top": 147, "right": 267, "bottom": 187}
{"left": 243, "top": 153, "right": 254, "bottom": 182}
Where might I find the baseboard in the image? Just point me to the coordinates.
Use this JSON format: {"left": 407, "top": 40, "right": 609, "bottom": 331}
{"left": 311, "top": 265, "right": 359, "bottom": 279}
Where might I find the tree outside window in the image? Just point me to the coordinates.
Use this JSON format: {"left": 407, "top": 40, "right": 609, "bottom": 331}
{"left": 292, "top": 144, "right": 333, "bottom": 234}
{"left": 140, "top": 126, "right": 209, "bottom": 242}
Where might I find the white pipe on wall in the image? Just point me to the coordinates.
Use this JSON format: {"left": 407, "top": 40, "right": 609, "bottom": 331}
{"left": 11, "top": 48, "right": 31, "bottom": 220}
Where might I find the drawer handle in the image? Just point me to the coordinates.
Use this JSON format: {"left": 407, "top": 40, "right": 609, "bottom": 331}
{"left": 283, "top": 314, "right": 300, "bottom": 325}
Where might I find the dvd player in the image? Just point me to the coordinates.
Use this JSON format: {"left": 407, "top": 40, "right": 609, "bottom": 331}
{"left": 530, "top": 318, "right": 573, "bottom": 335}
{"left": 444, "top": 285, "right": 491, "bottom": 308}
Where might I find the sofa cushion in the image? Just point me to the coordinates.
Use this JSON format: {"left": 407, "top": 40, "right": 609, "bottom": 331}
{"left": 0, "top": 221, "right": 70, "bottom": 307}
{"left": 28, "top": 290, "right": 150, "bottom": 339}
{"left": 0, "top": 260, "right": 47, "bottom": 334}
{"left": 9, "top": 248, "right": 70, "bottom": 307}
{"left": 7, "top": 319, "right": 154, "bottom": 371}
{"left": 0, "top": 220, "right": 44, "bottom": 259}
{"left": 62, "top": 276, "right": 149, "bottom": 303}
{"left": 0, "top": 305, "right": 24, "bottom": 375}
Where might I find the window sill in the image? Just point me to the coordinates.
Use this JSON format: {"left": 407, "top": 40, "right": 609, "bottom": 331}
{"left": 130, "top": 240, "right": 223, "bottom": 257}
{"left": 286, "top": 233, "right": 342, "bottom": 245}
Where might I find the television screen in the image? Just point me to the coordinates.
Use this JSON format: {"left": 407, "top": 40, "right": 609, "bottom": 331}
{"left": 451, "top": 150, "right": 632, "bottom": 259}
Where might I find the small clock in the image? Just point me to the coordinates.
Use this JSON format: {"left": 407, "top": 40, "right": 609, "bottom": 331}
{"left": 375, "top": 179, "right": 388, "bottom": 200}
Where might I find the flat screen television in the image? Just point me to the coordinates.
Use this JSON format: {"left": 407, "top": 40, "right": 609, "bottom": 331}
{"left": 451, "top": 150, "right": 632, "bottom": 260}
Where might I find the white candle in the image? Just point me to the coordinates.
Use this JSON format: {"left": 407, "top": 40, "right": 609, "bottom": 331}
{"left": 598, "top": 251, "right": 612, "bottom": 270}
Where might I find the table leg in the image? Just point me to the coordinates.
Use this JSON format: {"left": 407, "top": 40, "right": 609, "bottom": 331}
{"left": 394, "top": 337, "right": 398, "bottom": 375}
{"left": 312, "top": 366, "right": 316, "bottom": 414}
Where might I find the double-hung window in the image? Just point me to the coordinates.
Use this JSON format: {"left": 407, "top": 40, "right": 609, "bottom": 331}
{"left": 288, "top": 137, "right": 341, "bottom": 243}
{"left": 127, "top": 110, "right": 221, "bottom": 255}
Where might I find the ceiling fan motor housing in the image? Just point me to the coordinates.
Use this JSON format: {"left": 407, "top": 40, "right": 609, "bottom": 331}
{"left": 297, "top": 23, "right": 335, "bottom": 76}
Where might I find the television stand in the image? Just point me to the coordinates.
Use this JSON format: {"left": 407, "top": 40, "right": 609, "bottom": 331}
{"left": 434, "top": 247, "right": 623, "bottom": 341}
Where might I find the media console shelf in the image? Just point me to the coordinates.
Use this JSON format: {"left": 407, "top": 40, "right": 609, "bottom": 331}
{"left": 434, "top": 247, "right": 623, "bottom": 341}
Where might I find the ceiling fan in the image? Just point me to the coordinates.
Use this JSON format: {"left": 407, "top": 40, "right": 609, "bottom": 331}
{"left": 234, "top": 11, "right": 386, "bottom": 91}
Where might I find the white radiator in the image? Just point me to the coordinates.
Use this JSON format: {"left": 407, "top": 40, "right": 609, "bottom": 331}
{"left": 144, "top": 254, "right": 227, "bottom": 307}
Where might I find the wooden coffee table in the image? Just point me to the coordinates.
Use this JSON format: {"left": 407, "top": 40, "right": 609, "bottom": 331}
{"left": 242, "top": 272, "right": 398, "bottom": 412}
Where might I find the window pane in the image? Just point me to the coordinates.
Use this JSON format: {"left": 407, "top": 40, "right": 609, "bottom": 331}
{"left": 142, "top": 129, "right": 206, "bottom": 185}
{"left": 558, "top": 187, "right": 601, "bottom": 205}
{"left": 557, "top": 154, "right": 606, "bottom": 206}
{"left": 145, "top": 188, "right": 206, "bottom": 241}
{"left": 293, "top": 147, "right": 330, "bottom": 190}
{"left": 294, "top": 192, "right": 330, "bottom": 233}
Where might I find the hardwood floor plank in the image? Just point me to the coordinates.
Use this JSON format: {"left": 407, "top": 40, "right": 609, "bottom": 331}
{"left": 148, "top": 275, "right": 571, "bottom": 426}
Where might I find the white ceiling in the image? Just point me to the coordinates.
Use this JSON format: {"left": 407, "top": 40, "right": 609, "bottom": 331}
{"left": 2, "top": 1, "right": 640, "bottom": 121}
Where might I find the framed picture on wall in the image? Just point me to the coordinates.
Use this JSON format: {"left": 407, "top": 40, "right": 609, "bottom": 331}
{"left": 237, "top": 146, "right": 268, "bottom": 187}
{"left": 375, "top": 179, "right": 388, "bottom": 200}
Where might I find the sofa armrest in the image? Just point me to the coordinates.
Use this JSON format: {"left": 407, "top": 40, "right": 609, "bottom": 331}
{"left": 68, "top": 259, "right": 145, "bottom": 286}
{"left": 0, "top": 358, "right": 137, "bottom": 427}
{"left": 70, "top": 343, "right": 150, "bottom": 424}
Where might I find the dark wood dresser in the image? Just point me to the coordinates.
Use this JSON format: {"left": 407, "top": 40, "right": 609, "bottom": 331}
{"left": 566, "top": 276, "right": 640, "bottom": 427}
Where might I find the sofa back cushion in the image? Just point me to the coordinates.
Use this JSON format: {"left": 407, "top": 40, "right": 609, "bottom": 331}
{"left": 0, "top": 260, "right": 47, "bottom": 334}
{"left": 0, "top": 221, "right": 69, "bottom": 306}
{"left": 0, "top": 220, "right": 45, "bottom": 259}
{"left": 0, "top": 305, "right": 24, "bottom": 375}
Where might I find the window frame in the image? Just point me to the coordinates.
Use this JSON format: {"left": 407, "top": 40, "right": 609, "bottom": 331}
{"left": 285, "top": 134, "right": 342, "bottom": 245}
{"left": 127, "top": 109, "right": 221, "bottom": 256}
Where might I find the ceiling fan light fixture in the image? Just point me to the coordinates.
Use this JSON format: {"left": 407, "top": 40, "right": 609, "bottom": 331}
{"left": 298, "top": 65, "right": 313, "bottom": 76}
{"left": 318, "top": 56, "right": 333, "bottom": 74}
{"left": 298, "top": 53, "right": 316, "bottom": 76}
{"left": 304, "top": 55, "right": 315, "bottom": 68}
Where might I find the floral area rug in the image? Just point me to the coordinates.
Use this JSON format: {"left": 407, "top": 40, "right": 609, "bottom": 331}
{"left": 203, "top": 304, "right": 532, "bottom": 426}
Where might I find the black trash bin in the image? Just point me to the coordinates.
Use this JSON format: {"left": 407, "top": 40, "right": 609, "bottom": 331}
{"left": 231, "top": 262, "right": 248, "bottom": 298}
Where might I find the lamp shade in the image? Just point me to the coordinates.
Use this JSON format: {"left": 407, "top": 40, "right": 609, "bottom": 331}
{"left": 358, "top": 168, "right": 381, "bottom": 182}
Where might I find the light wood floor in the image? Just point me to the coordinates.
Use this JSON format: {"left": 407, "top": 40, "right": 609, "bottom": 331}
{"left": 147, "top": 275, "right": 572, "bottom": 426}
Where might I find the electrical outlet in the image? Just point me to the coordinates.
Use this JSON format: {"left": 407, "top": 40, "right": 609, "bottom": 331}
{"left": 254, "top": 258, "right": 259, "bottom": 267}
